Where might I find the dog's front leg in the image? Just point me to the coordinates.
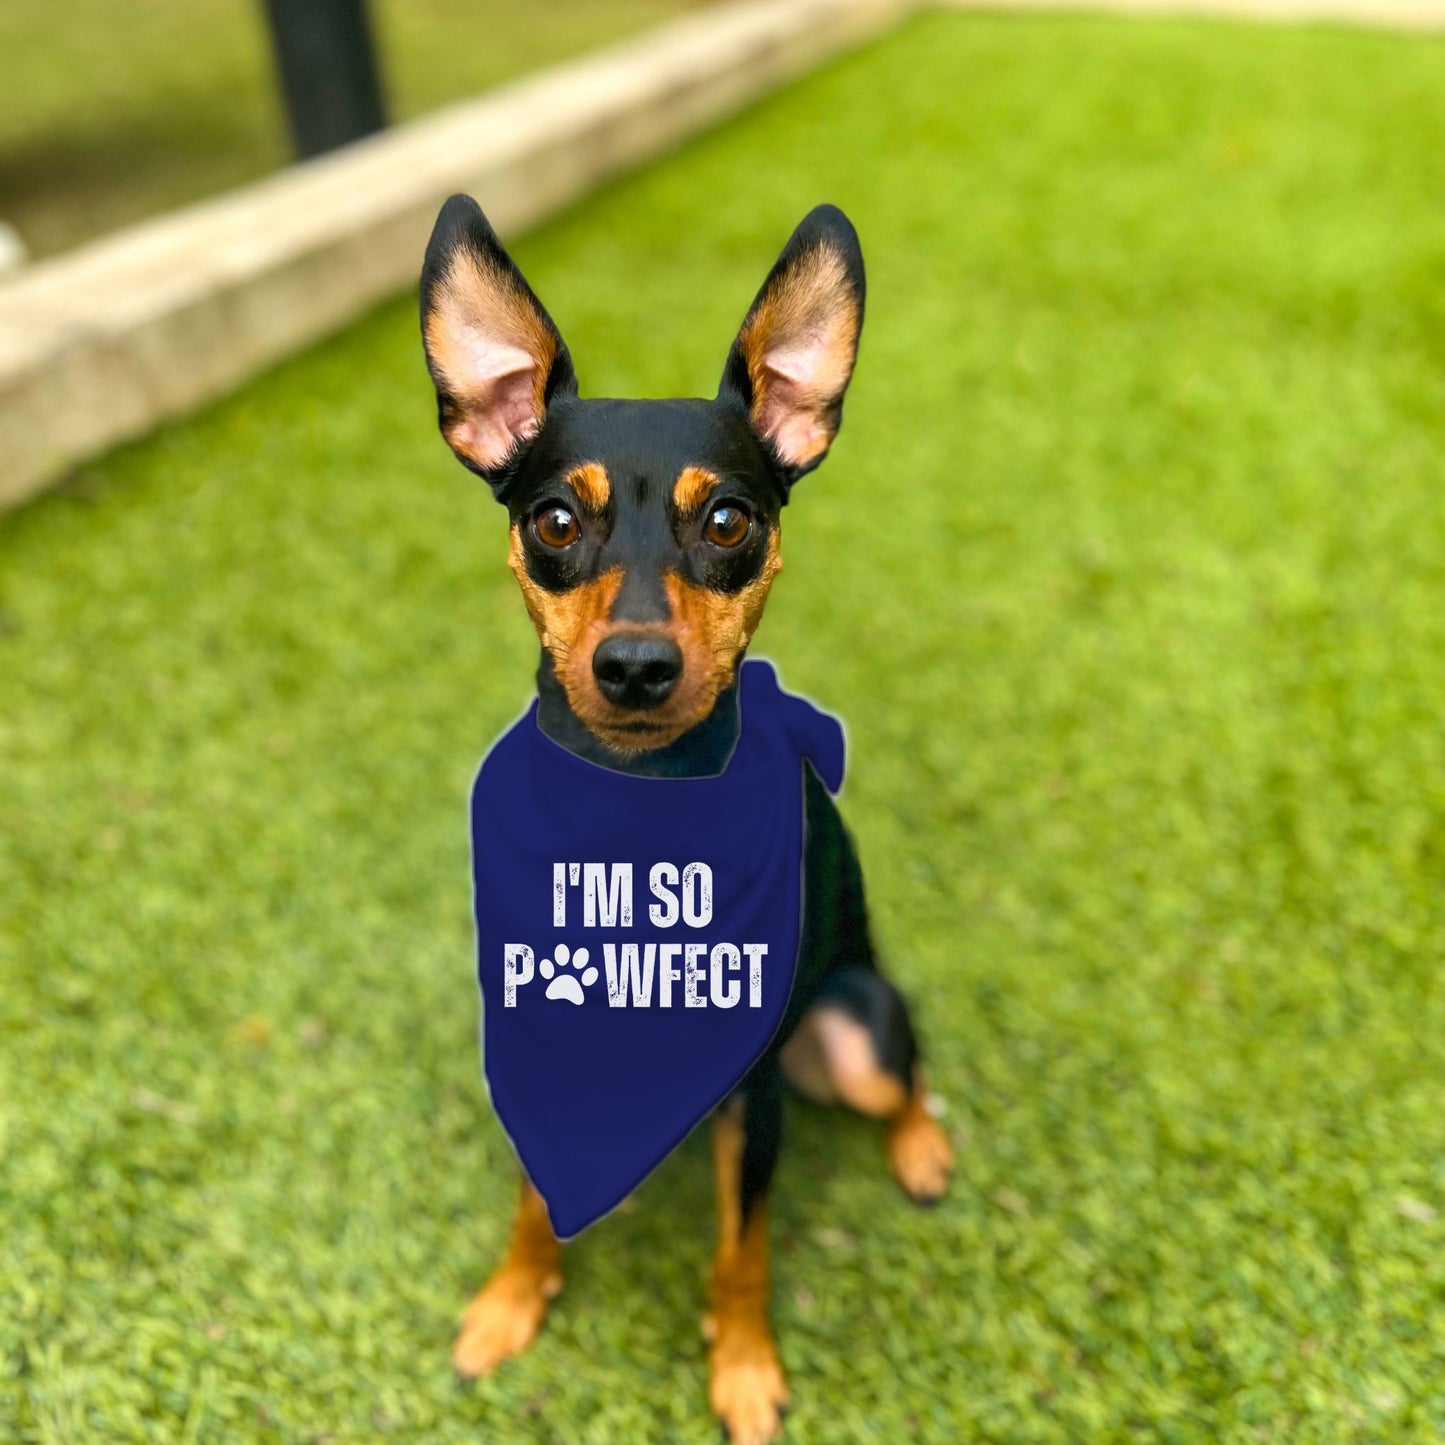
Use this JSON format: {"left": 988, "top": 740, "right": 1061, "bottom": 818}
{"left": 704, "top": 1063, "right": 788, "bottom": 1445}
{"left": 452, "top": 1173, "right": 562, "bottom": 1376}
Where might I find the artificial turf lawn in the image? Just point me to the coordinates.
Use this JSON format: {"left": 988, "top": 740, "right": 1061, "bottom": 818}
{"left": 0, "top": 0, "right": 706, "bottom": 258}
{"left": 5, "top": 9, "right": 1445, "bottom": 1441}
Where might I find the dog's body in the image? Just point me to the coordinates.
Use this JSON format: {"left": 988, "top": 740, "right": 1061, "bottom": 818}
{"left": 421, "top": 196, "right": 952, "bottom": 1444}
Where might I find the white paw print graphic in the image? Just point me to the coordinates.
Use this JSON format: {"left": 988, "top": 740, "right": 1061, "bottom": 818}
{"left": 538, "top": 943, "right": 598, "bottom": 1005}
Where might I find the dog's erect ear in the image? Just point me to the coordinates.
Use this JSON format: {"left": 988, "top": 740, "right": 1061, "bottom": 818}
{"left": 718, "top": 204, "right": 865, "bottom": 487}
{"left": 420, "top": 194, "right": 577, "bottom": 490}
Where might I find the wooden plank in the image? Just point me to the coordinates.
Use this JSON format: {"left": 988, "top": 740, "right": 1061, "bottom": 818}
{"left": 0, "top": 0, "right": 910, "bottom": 512}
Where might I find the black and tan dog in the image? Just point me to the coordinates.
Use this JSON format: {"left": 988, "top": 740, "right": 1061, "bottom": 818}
{"left": 420, "top": 194, "right": 953, "bottom": 1445}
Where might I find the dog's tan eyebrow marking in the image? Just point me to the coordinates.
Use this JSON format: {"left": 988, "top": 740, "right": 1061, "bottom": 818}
{"left": 567, "top": 462, "right": 611, "bottom": 512}
{"left": 673, "top": 465, "right": 723, "bottom": 515}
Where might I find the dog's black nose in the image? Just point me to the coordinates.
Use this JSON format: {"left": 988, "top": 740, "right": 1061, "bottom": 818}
{"left": 592, "top": 633, "right": 682, "bottom": 710}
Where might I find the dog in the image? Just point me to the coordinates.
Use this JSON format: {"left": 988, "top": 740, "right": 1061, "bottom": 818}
{"left": 420, "top": 193, "right": 954, "bottom": 1445}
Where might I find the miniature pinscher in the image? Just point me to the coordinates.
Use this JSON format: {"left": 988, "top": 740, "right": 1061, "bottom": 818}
{"left": 420, "top": 194, "right": 954, "bottom": 1445}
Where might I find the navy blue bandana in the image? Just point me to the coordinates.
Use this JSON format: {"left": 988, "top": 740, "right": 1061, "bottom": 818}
{"left": 470, "top": 659, "right": 844, "bottom": 1238}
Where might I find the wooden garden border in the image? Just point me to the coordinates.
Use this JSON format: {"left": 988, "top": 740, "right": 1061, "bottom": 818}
{"left": 0, "top": 0, "right": 910, "bottom": 512}
{"left": 4, "top": 0, "right": 1442, "bottom": 512}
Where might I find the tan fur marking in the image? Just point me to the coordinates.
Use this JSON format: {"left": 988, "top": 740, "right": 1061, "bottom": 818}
{"left": 509, "top": 527, "right": 783, "bottom": 756}
{"left": 673, "top": 464, "right": 723, "bottom": 515}
{"left": 567, "top": 461, "right": 611, "bottom": 513}
{"left": 887, "top": 1074, "right": 955, "bottom": 1204}
{"left": 428, "top": 248, "right": 555, "bottom": 410}
{"left": 777, "top": 1013, "right": 835, "bottom": 1105}
{"left": 705, "top": 1104, "right": 788, "bottom": 1445}
{"left": 711, "top": 1101, "right": 745, "bottom": 1249}
{"left": 782, "top": 1004, "right": 955, "bottom": 1203}
{"left": 508, "top": 522, "right": 622, "bottom": 670}
{"left": 738, "top": 244, "right": 859, "bottom": 466}
{"left": 780, "top": 1005, "right": 907, "bottom": 1117}
{"left": 426, "top": 248, "right": 556, "bottom": 467}
{"left": 661, "top": 529, "right": 782, "bottom": 721}
{"left": 452, "top": 1177, "right": 562, "bottom": 1377}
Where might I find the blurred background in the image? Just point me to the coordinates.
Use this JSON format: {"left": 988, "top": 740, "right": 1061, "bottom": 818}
{"left": 0, "top": 0, "right": 706, "bottom": 260}
{"left": 4, "top": 2, "right": 1445, "bottom": 1443}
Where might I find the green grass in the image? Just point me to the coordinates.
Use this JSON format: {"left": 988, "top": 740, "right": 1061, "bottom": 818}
{"left": 6, "top": 10, "right": 1445, "bottom": 1441}
{"left": 0, "top": 0, "right": 705, "bottom": 258}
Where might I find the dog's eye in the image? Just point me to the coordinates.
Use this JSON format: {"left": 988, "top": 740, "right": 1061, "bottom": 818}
{"left": 704, "top": 504, "right": 751, "bottom": 549}
{"left": 532, "top": 505, "right": 580, "bottom": 549}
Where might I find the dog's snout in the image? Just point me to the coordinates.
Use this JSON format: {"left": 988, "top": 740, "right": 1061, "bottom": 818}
{"left": 592, "top": 633, "right": 683, "bottom": 710}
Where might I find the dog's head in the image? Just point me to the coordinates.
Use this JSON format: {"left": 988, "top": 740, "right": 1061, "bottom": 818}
{"left": 420, "top": 196, "right": 865, "bottom": 752}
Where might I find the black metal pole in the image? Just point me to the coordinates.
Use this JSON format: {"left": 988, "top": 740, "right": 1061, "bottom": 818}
{"left": 261, "top": 0, "right": 387, "bottom": 160}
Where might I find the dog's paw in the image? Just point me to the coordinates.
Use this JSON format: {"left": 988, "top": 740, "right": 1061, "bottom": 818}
{"left": 708, "top": 1316, "right": 789, "bottom": 1445}
{"left": 539, "top": 944, "right": 599, "bottom": 1005}
{"left": 887, "top": 1101, "right": 955, "bottom": 1205}
{"left": 452, "top": 1264, "right": 561, "bottom": 1377}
